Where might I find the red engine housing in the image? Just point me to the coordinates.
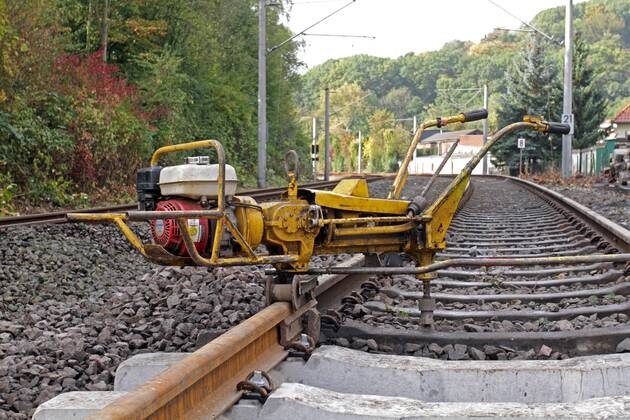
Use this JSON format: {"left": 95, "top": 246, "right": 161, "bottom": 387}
{"left": 150, "top": 199, "right": 212, "bottom": 257}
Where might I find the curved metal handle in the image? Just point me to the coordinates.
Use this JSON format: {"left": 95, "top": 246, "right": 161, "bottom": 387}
{"left": 149, "top": 140, "right": 226, "bottom": 211}
{"left": 389, "top": 108, "right": 488, "bottom": 199}
{"left": 461, "top": 109, "right": 488, "bottom": 123}
{"left": 284, "top": 150, "right": 300, "bottom": 181}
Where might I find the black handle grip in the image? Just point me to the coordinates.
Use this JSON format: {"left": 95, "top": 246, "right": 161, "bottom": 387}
{"left": 547, "top": 122, "right": 571, "bottom": 135}
{"left": 461, "top": 109, "right": 488, "bottom": 122}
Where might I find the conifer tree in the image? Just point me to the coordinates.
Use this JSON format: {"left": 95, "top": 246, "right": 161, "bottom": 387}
{"left": 493, "top": 35, "right": 562, "bottom": 172}
{"left": 572, "top": 33, "right": 607, "bottom": 173}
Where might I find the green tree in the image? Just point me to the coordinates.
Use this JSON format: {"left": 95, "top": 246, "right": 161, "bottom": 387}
{"left": 316, "top": 83, "right": 370, "bottom": 172}
{"left": 494, "top": 35, "right": 562, "bottom": 172}
{"left": 379, "top": 86, "right": 419, "bottom": 119}
{"left": 572, "top": 33, "right": 607, "bottom": 173}
{"left": 364, "top": 109, "right": 408, "bottom": 172}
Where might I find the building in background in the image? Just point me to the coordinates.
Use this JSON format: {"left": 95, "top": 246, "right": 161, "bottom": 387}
{"left": 573, "top": 103, "right": 630, "bottom": 175}
{"left": 410, "top": 129, "right": 493, "bottom": 175}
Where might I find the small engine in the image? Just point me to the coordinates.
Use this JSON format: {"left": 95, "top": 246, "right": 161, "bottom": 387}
{"left": 136, "top": 156, "right": 261, "bottom": 258}
{"left": 150, "top": 199, "right": 212, "bottom": 256}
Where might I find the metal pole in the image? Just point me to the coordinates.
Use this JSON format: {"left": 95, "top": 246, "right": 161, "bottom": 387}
{"left": 312, "top": 117, "right": 317, "bottom": 178}
{"left": 357, "top": 130, "right": 362, "bottom": 174}
{"left": 420, "top": 139, "right": 459, "bottom": 197}
{"left": 561, "top": 0, "right": 573, "bottom": 178}
{"left": 324, "top": 87, "right": 331, "bottom": 181}
{"left": 482, "top": 84, "right": 489, "bottom": 175}
{"left": 257, "top": 0, "right": 267, "bottom": 188}
{"left": 520, "top": 148, "right": 523, "bottom": 177}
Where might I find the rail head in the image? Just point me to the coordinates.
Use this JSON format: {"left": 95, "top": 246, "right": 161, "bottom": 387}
{"left": 92, "top": 302, "right": 292, "bottom": 420}
{"left": 505, "top": 175, "right": 630, "bottom": 251}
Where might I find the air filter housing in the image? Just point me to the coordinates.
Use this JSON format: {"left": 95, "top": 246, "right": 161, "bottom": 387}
{"left": 158, "top": 156, "right": 238, "bottom": 199}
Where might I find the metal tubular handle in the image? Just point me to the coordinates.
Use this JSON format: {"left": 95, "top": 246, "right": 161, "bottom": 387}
{"left": 389, "top": 108, "right": 488, "bottom": 200}
{"left": 420, "top": 139, "right": 460, "bottom": 198}
{"left": 425, "top": 116, "right": 570, "bottom": 217}
{"left": 282, "top": 253, "right": 630, "bottom": 276}
{"left": 149, "top": 140, "right": 226, "bottom": 212}
{"left": 461, "top": 109, "right": 489, "bottom": 123}
{"left": 547, "top": 122, "right": 571, "bottom": 135}
{"left": 421, "top": 116, "right": 569, "bottom": 250}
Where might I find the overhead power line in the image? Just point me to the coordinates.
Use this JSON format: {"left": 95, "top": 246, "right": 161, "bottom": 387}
{"left": 268, "top": 0, "right": 357, "bottom": 54}
{"left": 494, "top": 27, "right": 534, "bottom": 33}
{"left": 486, "top": 0, "right": 556, "bottom": 43}
{"left": 303, "top": 32, "right": 375, "bottom": 39}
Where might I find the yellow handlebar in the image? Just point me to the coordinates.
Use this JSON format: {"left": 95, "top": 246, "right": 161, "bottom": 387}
{"left": 149, "top": 139, "right": 226, "bottom": 211}
{"left": 389, "top": 109, "right": 488, "bottom": 200}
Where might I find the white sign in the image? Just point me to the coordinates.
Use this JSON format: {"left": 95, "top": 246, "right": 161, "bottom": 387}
{"left": 517, "top": 138, "right": 526, "bottom": 149}
{"left": 562, "top": 113, "right": 575, "bottom": 135}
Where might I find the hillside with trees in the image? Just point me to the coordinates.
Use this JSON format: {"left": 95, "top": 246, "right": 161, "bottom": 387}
{"left": 0, "top": 0, "right": 306, "bottom": 214}
{"left": 300, "top": 0, "right": 629, "bottom": 174}
{"left": 0, "top": 0, "right": 628, "bottom": 214}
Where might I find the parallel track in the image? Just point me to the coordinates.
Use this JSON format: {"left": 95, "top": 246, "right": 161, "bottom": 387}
{"left": 330, "top": 176, "right": 630, "bottom": 355}
{"left": 0, "top": 176, "right": 384, "bottom": 228}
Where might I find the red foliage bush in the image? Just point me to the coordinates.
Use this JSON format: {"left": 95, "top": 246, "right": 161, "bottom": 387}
{"left": 51, "top": 49, "right": 151, "bottom": 190}
{"left": 52, "top": 49, "right": 138, "bottom": 107}
{"left": 71, "top": 140, "right": 97, "bottom": 186}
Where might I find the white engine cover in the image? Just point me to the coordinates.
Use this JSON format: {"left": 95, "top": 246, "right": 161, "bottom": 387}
{"left": 159, "top": 163, "right": 238, "bottom": 199}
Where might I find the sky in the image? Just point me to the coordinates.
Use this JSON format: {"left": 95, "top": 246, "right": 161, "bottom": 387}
{"left": 282, "top": 0, "right": 588, "bottom": 69}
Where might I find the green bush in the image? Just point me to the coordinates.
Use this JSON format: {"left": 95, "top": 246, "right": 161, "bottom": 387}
{"left": 70, "top": 100, "right": 151, "bottom": 189}
{"left": 0, "top": 95, "right": 75, "bottom": 205}
{"left": 0, "top": 172, "right": 16, "bottom": 215}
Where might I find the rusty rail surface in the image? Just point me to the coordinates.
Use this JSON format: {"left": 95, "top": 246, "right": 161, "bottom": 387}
{"left": 91, "top": 254, "right": 366, "bottom": 419}
{"left": 93, "top": 303, "right": 291, "bottom": 420}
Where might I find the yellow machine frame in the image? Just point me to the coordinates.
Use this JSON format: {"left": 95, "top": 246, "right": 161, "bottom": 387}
{"left": 68, "top": 114, "right": 564, "bottom": 277}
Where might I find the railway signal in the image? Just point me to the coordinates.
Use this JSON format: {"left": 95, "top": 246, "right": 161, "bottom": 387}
{"left": 518, "top": 137, "right": 525, "bottom": 176}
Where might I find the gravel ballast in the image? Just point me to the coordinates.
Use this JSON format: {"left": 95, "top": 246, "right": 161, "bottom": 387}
{"left": 546, "top": 184, "right": 629, "bottom": 230}
{"left": 1, "top": 175, "right": 628, "bottom": 417}
{"left": 0, "top": 223, "right": 269, "bottom": 418}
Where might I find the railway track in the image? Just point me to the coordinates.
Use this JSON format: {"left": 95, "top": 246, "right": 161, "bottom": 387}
{"left": 33, "top": 175, "right": 630, "bottom": 419}
{"left": 325, "top": 176, "right": 629, "bottom": 358}
{"left": 0, "top": 177, "right": 383, "bottom": 228}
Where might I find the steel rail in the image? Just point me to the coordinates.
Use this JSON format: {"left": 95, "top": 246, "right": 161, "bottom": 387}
{"left": 506, "top": 176, "right": 630, "bottom": 251}
{"left": 0, "top": 204, "right": 136, "bottom": 227}
{"left": 90, "top": 255, "right": 366, "bottom": 420}
{"left": 92, "top": 302, "right": 292, "bottom": 420}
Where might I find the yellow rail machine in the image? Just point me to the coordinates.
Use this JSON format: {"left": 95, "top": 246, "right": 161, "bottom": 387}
{"left": 68, "top": 111, "right": 571, "bottom": 330}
